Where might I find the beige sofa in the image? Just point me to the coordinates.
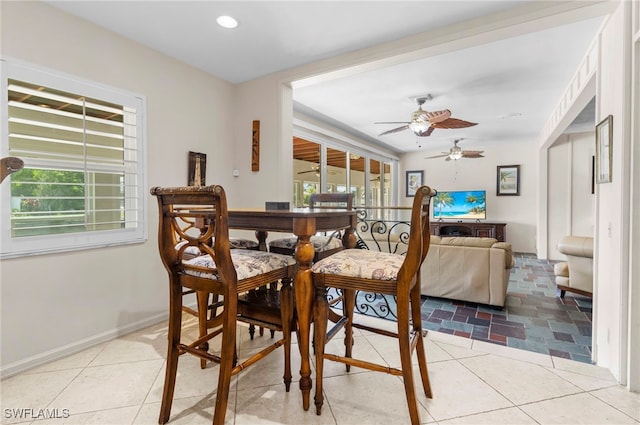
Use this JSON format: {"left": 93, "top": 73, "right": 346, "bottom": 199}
{"left": 553, "top": 235, "right": 593, "bottom": 298}
{"left": 420, "top": 236, "right": 515, "bottom": 307}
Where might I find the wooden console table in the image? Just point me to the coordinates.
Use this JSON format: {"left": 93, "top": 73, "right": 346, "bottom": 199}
{"left": 430, "top": 221, "right": 507, "bottom": 242}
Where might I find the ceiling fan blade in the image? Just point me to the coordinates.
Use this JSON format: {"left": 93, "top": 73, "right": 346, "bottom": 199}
{"left": 297, "top": 170, "right": 317, "bottom": 174}
{"left": 424, "top": 153, "right": 449, "bottom": 159}
{"left": 432, "top": 117, "right": 478, "bottom": 129}
{"left": 424, "top": 109, "right": 452, "bottom": 123}
{"left": 378, "top": 124, "right": 410, "bottom": 136}
{"left": 374, "top": 121, "right": 411, "bottom": 124}
{"left": 461, "top": 150, "right": 485, "bottom": 158}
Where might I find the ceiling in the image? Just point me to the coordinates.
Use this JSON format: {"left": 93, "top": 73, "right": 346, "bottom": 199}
{"left": 47, "top": 1, "right": 605, "bottom": 155}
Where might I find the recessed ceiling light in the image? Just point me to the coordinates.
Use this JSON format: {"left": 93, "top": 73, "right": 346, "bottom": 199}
{"left": 216, "top": 15, "right": 238, "bottom": 29}
{"left": 497, "top": 112, "right": 522, "bottom": 119}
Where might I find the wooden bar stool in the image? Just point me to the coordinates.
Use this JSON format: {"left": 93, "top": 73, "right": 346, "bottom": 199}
{"left": 311, "top": 185, "right": 437, "bottom": 425}
{"left": 268, "top": 192, "right": 354, "bottom": 261}
{"left": 151, "top": 185, "right": 296, "bottom": 425}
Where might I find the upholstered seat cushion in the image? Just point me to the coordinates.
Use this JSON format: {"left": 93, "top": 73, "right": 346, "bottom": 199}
{"left": 269, "top": 235, "right": 342, "bottom": 252}
{"left": 311, "top": 249, "right": 404, "bottom": 281}
{"left": 229, "top": 238, "right": 259, "bottom": 249}
{"left": 176, "top": 238, "right": 258, "bottom": 257}
{"left": 183, "top": 249, "right": 295, "bottom": 281}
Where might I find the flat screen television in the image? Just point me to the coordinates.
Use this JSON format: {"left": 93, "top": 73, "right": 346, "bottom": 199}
{"left": 433, "top": 190, "right": 486, "bottom": 220}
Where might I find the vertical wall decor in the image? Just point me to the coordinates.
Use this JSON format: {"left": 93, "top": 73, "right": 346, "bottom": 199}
{"left": 496, "top": 164, "right": 520, "bottom": 196}
{"left": 405, "top": 170, "right": 423, "bottom": 197}
{"left": 188, "top": 151, "right": 206, "bottom": 186}
{"left": 595, "top": 114, "right": 613, "bottom": 184}
{"left": 252, "top": 120, "right": 260, "bottom": 171}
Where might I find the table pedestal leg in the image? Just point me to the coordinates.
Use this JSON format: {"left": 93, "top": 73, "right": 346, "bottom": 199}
{"left": 294, "top": 235, "right": 315, "bottom": 411}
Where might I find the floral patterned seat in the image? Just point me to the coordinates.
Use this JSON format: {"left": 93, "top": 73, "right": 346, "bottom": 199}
{"left": 310, "top": 249, "right": 403, "bottom": 281}
{"left": 310, "top": 185, "right": 437, "bottom": 425}
{"left": 176, "top": 238, "right": 257, "bottom": 255}
{"left": 184, "top": 249, "right": 296, "bottom": 281}
{"left": 268, "top": 234, "right": 342, "bottom": 252}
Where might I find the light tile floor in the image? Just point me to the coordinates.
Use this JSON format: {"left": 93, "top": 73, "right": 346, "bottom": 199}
{"left": 1, "top": 314, "right": 638, "bottom": 425}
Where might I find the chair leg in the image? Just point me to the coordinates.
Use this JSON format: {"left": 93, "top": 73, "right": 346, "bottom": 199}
{"left": 159, "top": 284, "right": 183, "bottom": 425}
{"left": 560, "top": 289, "right": 566, "bottom": 298}
{"left": 343, "top": 289, "right": 356, "bottom": 372}
{"left": 196, "top": 291, "right": 210, "bottom": 369}
{"left": 397, "top": 292, "right": 421, "bottom": 425}
{"left": 313, "top": 283, "right": 329, "bottom": 416}
{"left": 280, "top": 278, "right": 293, "bottom": 391}
{"left": 212, "top": 296, "right": 237, "bottom": 425}
{"left": 411, "top": 285, "right": 432, "bottom": 398}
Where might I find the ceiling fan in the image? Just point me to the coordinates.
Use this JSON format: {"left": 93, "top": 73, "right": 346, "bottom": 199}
{"left": 425, "top": 139, "right": 484, "bottom": 161}
{"left": 375, "top": 95, "right": 478, "bottom": 137}
{"left": 297, "top": 165, "right": 337, "bottom": 175}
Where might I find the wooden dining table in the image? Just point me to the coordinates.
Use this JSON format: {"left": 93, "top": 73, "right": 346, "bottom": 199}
{"left": 227, "top": 208, "right": 357, "bottom": 411}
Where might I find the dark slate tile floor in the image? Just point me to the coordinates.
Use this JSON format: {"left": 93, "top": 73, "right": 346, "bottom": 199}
{"left": 419, "top": 253, "right": 594, "bottom": 363}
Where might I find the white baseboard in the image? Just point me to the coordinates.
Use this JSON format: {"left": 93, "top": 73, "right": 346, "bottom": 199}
{"left": 0, "top": 310, "right": 172, "bottom": 379}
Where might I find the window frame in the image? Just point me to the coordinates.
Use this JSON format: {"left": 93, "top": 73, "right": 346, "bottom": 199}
{"left": 292, "top": 121, "right": 399, "bottom": 207}
{"left": 1, "top": 58, "right": 148, "bottom": 259}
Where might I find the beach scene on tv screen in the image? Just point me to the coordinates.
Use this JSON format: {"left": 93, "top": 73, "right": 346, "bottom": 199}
{"left": 434, "top": 190, "right": 486, "bottom": 220}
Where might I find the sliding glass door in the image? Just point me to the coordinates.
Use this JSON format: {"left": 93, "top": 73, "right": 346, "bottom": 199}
{"left": 292, "top": 136, "right": 397, "bottom": 207}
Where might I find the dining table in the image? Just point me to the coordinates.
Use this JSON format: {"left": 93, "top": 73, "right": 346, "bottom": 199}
{"left": 227, "top": 208, "right": 357, "bottom": 411}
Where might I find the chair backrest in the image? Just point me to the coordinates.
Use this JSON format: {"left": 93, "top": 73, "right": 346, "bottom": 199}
{"left": 150, "top": 185, "right": 237, "bottom": 286}
{"left": 309, "top": 193, "right": 354, "bottom": 210}
{"left": 1, "top": 156, "right": 24, "bottom": 183}
{"left": 397, "top": 185, "right": 437, "bottom": 285}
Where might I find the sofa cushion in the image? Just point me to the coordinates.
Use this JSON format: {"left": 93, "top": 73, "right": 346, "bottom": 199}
{"left": 558, "top": 236, "right": 593, "bottom": 258}
{"left": 437, "top": 237, "right": 498, "bottom": 248}
{"left": 492, "top": 242, "right": 514, "bottom": 268}
{"left": 421, "top": 236, "right": 513, "bottom": 307}
{"left": 554, "top": 261, "right": 569, "bottom": 277}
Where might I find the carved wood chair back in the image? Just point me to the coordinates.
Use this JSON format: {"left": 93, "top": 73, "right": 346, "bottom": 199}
{"left": 151, "top": 185, "right": 295, "bottom": 425}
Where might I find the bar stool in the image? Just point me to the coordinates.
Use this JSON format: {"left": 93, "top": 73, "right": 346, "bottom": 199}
{"left": 268, "top": 192, "right": 354, "bottom": 261}
{"left": 151, "top": 185, "right": 296, "bottom": 425}
{"left": 311, "top": 185, "right": 437, "bottom": 425}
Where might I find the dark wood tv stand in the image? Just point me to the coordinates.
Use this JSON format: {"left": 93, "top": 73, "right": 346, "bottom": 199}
{"left": 430, "top": 221, "right": 507, "bottom": 242}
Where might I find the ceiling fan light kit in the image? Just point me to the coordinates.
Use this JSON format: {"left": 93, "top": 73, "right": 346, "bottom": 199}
{"left": 425, "top": 139, "right": 484, "bottom": 161}
{"left": 375, "top": 94, "right": 477, "bottom": 138}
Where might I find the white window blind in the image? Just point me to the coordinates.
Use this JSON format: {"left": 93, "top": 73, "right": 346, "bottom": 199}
{"left": 1, "top": 59, "right": 147, "bottom": 258}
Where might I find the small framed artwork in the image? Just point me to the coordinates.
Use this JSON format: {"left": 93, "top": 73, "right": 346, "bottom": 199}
{"left": 591, "top": 155, "right": 595, "bottom": 194}
{"left": 406, "top": 170, "right": 423, "bottom": 197}
{"left": 497, "top": 165, "right": 520, "bottom": 196}
{"left": 596, "top": 114, "right": 613, "bottom": 184}
{"left": 188, "top": 151, "right": 206, "bottom": 186}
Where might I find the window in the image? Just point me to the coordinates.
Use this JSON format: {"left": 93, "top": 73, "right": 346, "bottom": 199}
{"left": 1, "top": 59, "right": 147, "bottom": 258}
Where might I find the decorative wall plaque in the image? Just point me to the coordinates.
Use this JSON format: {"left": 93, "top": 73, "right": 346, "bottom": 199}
{"left": 252, "top": 120, "right": 260, "bottom": 171}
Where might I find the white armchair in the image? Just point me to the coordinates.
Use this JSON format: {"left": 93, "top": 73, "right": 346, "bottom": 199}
{"left": 553, "top": 235, "right": 593, "bottom": 298}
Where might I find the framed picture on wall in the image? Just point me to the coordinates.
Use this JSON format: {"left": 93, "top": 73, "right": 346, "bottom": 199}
{"left": 496, "top": 165, "right": 520, "bottom": 196}
{"left": 188, "top": 151, "right": 206, "bottom": 186}
{"left": 406, "top": 170, "right": 423, "bottom": 197}
{"left": 596, "top": 115, "right": 613, "bottom": 184}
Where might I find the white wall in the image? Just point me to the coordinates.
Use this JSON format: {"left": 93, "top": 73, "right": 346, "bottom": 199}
{"left": 547, "top": 132, "right": 595, "bottom": 260}
{"left": 0, "top": 1, "right": 237, "bottom": 376}
{"left": 593, "top": 2, "right": 632, "bottom": 381}
{"left": 401, "top": 141, "right": 538, "bottom": 253}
